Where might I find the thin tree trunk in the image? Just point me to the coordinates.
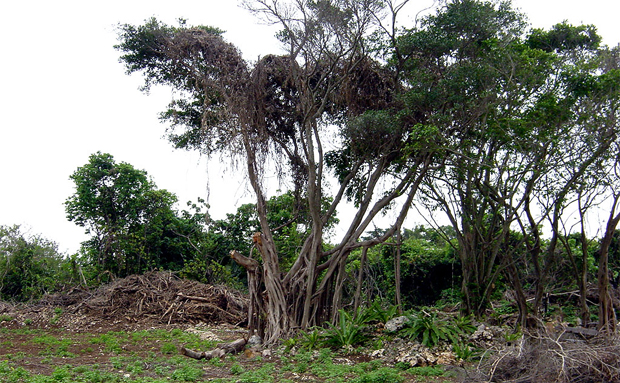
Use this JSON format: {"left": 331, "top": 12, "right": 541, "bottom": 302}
{"left": 598, "top": 196, "right": 620, "bottom": 334}
{"left": 353, "top": 246, "right": 369, "bottom": 316}
{"left": 506, "top": 262, "right": 528, "bottom": 329}
{"left": 394, "top": 231, "right": 403, "bottom": 314}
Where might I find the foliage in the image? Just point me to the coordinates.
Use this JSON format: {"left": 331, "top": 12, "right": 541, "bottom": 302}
{"left": 114, "top": 0, "right": 436, "bottom": 344}
{"left": 348, "top": 226, "right": 459, "bottom": 309}
{"left": 400, "top": 311, "right": 454, "bottom": 348}
{"left": 351, "top": 367, "right": 405, "bottom": 383}
{"left": 297, "top": 327, "right": 324, "bottom": 351}
{"left": 113, "top": 0, "right": 620, "bottom": 340}
{"left": 65, "top": 152, "right": 213, "bottom": 280}
{"left": 323, "top": 309, "right": 369, "bottom": 349}
{"left": 0, "top": 225, "right": 67, "bottom": 301}
{"left": 357, "top": 300, "right": 400, "bottom": 324}
{"left": 399, "top": 310, "right": 474, "bottom": 349}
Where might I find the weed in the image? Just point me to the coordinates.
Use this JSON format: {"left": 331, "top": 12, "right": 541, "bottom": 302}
{"left": 127, "top": 360, "right": 145, "bottom": 374}
{"left": 352, "top": 367, "right": 405, "bottom": 383}
{"left": 316, "top": 347, "right": 334, "bottom": 363}
{"left": 5, "top": 351, "right": 27, "bottom": 361}
{"left": 49, "top": 307, "right": 63, "bottom": 325}
{"left": 407, "top": 365, "right": 446, "bottom": 376}
{"left": 81, "top": 369, "right": 119, "bottom": 383}
{"left": 209, "top": 357, "right": 225, "bottom": 368}
{"left": 231, "top": 362, "right": 245, "bottom": 375}
{"left": 452, "top": 341, "right": 476, "bottom": 361}
{"left": 235, "top": 363, "right": 275, "bottom": 383}
{"left": 324, "top": 309, "right": 368, "bottom": 349}
{"left": 73, "top": 365, "right": 90, "bottom": 374}
{"left": 161, "top": 342, "right": 177, "bottom": 355}
{"left": 31, "top": 334, "right": 76, "bottom": 357}
{"left": 299, "top": 327, "right": 323, "bottom": 350}
{"left": 311, "top": 359, "right": 351, "bottom": 379}
{"left": 282, "top": 337, "right": 297, "bottom": 352}
{"left": 504, "top": 330, "right": 522, "bottom": 343}
{"left": 51, "top": 365, "right": 73, "bottom": 381}
{"left": 90, "top": 332, "right": 123, "bottom": 353}
{"left": 155, "top": 364, "right": 171, "bottom": 376}
{"left": 359, "top": 300, "right": 400, "bottom": 324}
{"left": 171, "top": 365, "right": 203, "bottom": 381}
{"left": 400, "top": 311, "right": 457, "bottom": 348}
{"left": 110, "top": 356, "right": 125, "bottom": 370}
{"left": 452, "top": 315, "right": 476, "bottom": 335}
{"left": 0, "top": 314, "right": 12, "bottom": 322}
{"left": 1, "top": 363, "right": 30, "bottom": 382}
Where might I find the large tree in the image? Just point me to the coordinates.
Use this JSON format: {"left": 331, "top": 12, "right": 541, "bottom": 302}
{"left": 397, "top": 1, "right": 619, "bottom": 324}
{"left": 397, "top": 0, "right": 557, "bottom": 318}
{"left": 115, "top": 0, "right": 435, "bottom": 343}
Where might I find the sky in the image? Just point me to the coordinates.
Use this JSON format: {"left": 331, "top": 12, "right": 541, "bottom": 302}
{"left": 1, "top": 0, "right": 619, "bottom": 254}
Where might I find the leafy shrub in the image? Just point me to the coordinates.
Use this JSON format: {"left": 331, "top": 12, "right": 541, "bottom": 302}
{"left": 0, "top": 225, "right": 67, "bottom": 301}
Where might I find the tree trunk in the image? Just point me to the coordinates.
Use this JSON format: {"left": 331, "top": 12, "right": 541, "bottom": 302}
{"left": 394, "top": 231, "right": 403, "bottom": 314}
{"left": 506, "top": 262, "right": 528, "bottom": 329}
{"left": 598, "top": 196, "right": 620, "bottom": 334}
{"left": 353, "top": 246, "right": 369, "bottom": 316}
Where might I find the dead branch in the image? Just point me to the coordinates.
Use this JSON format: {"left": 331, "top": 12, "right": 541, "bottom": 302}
{"left": 181, "top": 338, "right": 247, "bottom": 360}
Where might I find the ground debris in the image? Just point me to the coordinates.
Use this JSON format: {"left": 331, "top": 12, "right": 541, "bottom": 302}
{"left": 0, "top": 271, "right": 248, "bottom": 331}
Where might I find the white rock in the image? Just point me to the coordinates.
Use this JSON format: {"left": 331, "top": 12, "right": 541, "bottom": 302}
{"left": 247, "top": 334, "right": 263, "bottom": 346}
{"left": 385, "top": 316, "right": 410, "bottom": 332}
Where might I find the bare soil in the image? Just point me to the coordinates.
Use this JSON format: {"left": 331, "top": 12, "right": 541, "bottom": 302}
{"left": 0, "top": 272, "right": 455, "bottom": 382}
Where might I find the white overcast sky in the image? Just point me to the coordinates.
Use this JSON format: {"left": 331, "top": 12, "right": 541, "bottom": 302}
{"left": 1, "top": 0, "right": 619, "bottom": 254}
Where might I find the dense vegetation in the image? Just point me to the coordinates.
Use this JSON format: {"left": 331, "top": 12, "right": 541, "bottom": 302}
{"left": 2, "top": 0, "right": 619, "bottom": 356}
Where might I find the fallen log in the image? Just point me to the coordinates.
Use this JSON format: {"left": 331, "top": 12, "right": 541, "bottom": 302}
{"left": 564, "top": 326, "right": 599, "bottom": 337}
{"left": 181, "top": 338, "right": 247, "bottom": 360}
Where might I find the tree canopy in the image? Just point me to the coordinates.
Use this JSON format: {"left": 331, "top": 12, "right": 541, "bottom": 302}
{"left": 65, "top": 152, "right": 207, "bottom": 278}
{"left": 115, "top": 0, "right": 620, "bottom": 340}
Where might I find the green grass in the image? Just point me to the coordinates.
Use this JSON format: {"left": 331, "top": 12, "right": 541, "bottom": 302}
{"left": 0, "top": 326, "right": 455, "bottom": 383}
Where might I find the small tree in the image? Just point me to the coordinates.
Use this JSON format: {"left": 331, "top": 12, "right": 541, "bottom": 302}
{"left": 65, "top": 152, "right": 205, "bottom": 278}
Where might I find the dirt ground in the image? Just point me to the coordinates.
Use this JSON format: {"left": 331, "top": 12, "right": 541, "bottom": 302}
{"left": 0, "top": 272, "right": 457, "bottom": 382}
{"left": 0, "top": 271, "right": 253, "bottom": 379}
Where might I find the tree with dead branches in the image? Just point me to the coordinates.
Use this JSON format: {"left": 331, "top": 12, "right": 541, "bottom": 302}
{"left": 115, "top": 0, "right": 433, "bottom": 344}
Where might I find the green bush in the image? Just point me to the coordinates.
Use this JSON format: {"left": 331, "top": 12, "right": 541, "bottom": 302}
{"left": 0, "top": 225, "right": 68, "bottom": 301}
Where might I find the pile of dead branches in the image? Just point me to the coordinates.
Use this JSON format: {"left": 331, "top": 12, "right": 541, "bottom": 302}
{"left": 67, "top": 271, "right": 248, "bottom": 325}
{"left": 474, "top": 327, "right": 620, "bottom": 383}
